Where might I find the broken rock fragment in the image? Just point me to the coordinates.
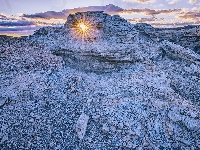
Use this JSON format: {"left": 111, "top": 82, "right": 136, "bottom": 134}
{"left": 76, "top": 113, "right": 89, "bottom": 139}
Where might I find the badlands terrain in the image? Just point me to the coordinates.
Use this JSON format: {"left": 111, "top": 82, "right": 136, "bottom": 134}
{"left": 0, "top": 11, "right": 200, "bottom": 149}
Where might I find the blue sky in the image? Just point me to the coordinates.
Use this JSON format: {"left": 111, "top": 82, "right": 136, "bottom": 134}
{"left": 0, "top": 0, "right": 199, "bottom": 36}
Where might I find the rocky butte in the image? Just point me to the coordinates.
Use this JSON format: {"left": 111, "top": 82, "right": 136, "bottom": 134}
{"left": 0, "top": 11, "right": 200, "bottom": 149}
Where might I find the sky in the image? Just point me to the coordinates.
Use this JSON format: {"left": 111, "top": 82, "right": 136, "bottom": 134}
{"left": 0, "top": 0, "right": 200, "bottom": 36}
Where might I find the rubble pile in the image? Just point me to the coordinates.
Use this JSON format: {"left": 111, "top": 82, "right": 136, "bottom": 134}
{"left": 0, "top": 12, "right": 200, "bottom": 149}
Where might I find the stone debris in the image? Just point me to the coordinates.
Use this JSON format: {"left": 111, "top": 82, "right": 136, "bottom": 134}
{"left": 102, "top": 123, "right": 109, "bottom": 133}
{"left": 0, "top": 11, "right": 199, "bottom": 149}
{"left": 0, "top": 99, "right": 6, "bottom": 107}
{"left": 0, "top": 134, "right": 8, "bottom": 144}
{"left": 76, "top": 113, "right": 89, "bottom": 140}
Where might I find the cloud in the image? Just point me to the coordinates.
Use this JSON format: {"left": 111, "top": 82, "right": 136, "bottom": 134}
{"left": 0, "top": 4, "right": 123, "bottom": 36}
{"left": 0, "top": 13, "right": 9, "bottom": 20}
{"left": 128, "top": 17, "right": 164, "bottom": 22}
{"left": 1, "top": 4, "right": 200, "bottom": 36}
{"left": 122, "top": 0, "right": 155, "bottom": 3}
{"left": 168, "top": 0, "right": 180, "bottom": 5}
{"left": 150, "top": 22, "right": 200, "bottom": 27}
{"left": 22, "top": 4, "right": 123, "bottom": 20}
{"left": 0, "top": 14, "right": 7, "bottom": 18}
{"left": 125, "top": 7, "right": 200, "bottom": 28}
{"left": 0, "top": 26, "right": 40, "bottom": 32}
{"left": 65, "top": 4, "right": 123, "bottom": 14}
{"left": 188, "top": 0, "right": 197, "bottom": 4}
{"left": 121, "top": 8, "right": 181, "bottom": 16}
{"left": 0, "top": 20, "right": 35, "bottom": 27}
{"left": 178, "top": 11, "right": 200, "bottom": 21}
{"left": 0, "top": 26, "right": 39, "bottom": 37}
{"left": 0, "top": 15, "right": 59, "bottom": 36}
{"left": 22, "top": 11, "right": 67, "bottom": 20}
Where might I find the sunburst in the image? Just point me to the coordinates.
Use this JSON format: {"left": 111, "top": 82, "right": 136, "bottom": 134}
{"left": 67, "top": 13, "right": 100, "bottom": 44}
{"left": 78, "top": 23, "right": 88, "bottom": 32}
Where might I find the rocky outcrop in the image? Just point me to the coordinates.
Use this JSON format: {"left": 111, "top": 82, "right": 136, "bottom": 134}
{"left": 34, "top": 11, "right": 199, "bottom": 73}
{"left": 0, "top": 12, "right": 199, "bottom": 149}
{"left": 134, "top": 23, "right": 200, "bottom": 54}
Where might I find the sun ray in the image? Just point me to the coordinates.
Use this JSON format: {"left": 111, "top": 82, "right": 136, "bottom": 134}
{"left": 65, "top": 12, "right": 103, "bottom": 49}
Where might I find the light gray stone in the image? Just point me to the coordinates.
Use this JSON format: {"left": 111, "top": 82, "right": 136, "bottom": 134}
{"left": 76, "top": 113, "right": 89, "bottom": 140}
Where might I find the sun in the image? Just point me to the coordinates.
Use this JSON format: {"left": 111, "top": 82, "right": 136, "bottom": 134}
{"left": 78, "top": 23, "right": 88, "bottom": 32}
{"left": 67, "top": 14, "right": 100, "bottom": 43}
{"left": 69, "top": 21, "right": 92, "bottom": 41}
